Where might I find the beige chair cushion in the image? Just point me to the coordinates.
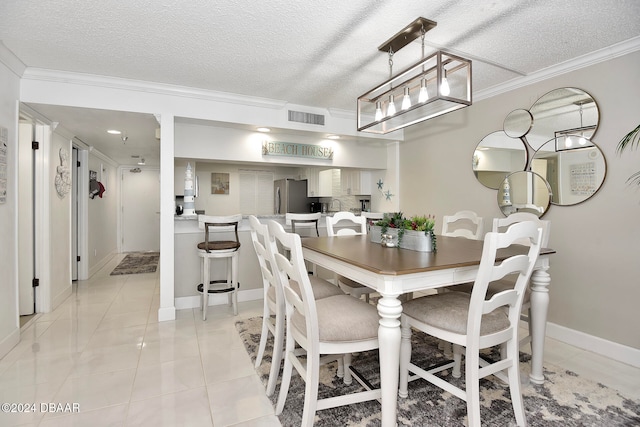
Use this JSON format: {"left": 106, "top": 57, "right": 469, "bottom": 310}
{"left": 268, "top": 275, "right": 344, "bottom": 303}
{"left": 292, "top": 295, "right": 379, "bottom": 342}
{"left": 402, "top": 291, "right": 510, "bottom": 336}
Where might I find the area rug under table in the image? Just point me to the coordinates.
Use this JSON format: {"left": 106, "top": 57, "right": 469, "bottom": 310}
{"left": 236, "top": 317, "right": 639, "bottom": 426}
{"left": 110, "top": 252, "right": 160, "bottom": 275}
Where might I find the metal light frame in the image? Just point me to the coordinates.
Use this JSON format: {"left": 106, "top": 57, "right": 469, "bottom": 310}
{"left": 357, "top": 18, "right": 472, "bottom": 134}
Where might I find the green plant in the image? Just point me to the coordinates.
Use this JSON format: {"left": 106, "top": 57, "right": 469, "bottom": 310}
{"left": 617, "top": 123, "right": 640, "bottom": 186}
{"left": 373, "top": 212, "right": 437, "bottom": 251}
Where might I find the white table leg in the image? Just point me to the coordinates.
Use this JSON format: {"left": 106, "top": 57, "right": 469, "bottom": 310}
{"left": 529, "top": 266, "right": 551, "bottom": 384}
{"left": 377, "top": 292, "right": 402, "bottom": 427}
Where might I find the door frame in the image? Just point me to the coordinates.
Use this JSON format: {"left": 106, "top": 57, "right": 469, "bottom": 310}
{"left": 71, "top": 144, "right": 89, "bottom": 280}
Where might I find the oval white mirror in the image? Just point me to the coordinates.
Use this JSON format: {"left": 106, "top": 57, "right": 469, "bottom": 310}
{"left": 497, "top": 171, "right": 551, "bottom": 218}
{"left": 473, "top": 131, "right": 528, "bottom": 189}
{"left": 532, "top": 137, "right": 606, "bottom": 206}
{"left": 504, "top": 109, "right": 533, "bottom": 138}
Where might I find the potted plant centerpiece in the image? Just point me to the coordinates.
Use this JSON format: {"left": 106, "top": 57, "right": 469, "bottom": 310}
{"left": 369, "top": 212, "right": 437, "bottom": 252}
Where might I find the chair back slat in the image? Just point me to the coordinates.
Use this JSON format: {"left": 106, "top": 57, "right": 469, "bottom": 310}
{"left": 492, "top": 212, "right": 551, "bottom": 247}
{"left": 326, "top": 211, "right": 367, "bottom": 236}
{"left": 441, "top": 210, "right": 484, "bottom": 240}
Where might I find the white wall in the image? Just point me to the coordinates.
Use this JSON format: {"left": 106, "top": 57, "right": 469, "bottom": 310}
{"left": 87, "top": 154, "right": 118, "bottom": 276}
{"left": 49, "top": 132, "right": 73, "bottom": 309}
{"left": 0, "top": 60, "right": 20, "bottom": 358}
{"left": 400, "top": 50, "right": 640, "bottom": 351}
{"left": 175, "top": 122, "right": 388, "bottom": 170}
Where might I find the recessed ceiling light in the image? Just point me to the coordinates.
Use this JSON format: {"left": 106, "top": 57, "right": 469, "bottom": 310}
{"left": 256, "top": 127, "right": 271, "bottom": 133}
{"left": 327, "top": 135, "right": 340, "bottom": 140}
{"left": 107, "top": 129, "right": 122, "bottom": 135}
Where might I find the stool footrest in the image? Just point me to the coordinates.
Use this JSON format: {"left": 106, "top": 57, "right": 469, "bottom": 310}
{"left": 197, "top": 280, "right": 239, "bottom": 294}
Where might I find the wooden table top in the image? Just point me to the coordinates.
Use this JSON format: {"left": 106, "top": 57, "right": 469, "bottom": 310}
{"left": 301, "top": 234, "right": 555, "bottom": 276}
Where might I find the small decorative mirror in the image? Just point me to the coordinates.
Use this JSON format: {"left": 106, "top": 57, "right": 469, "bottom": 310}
{"left": 532, "top": 137, "right": 606, "bottom": 206}
{"left": 504, "top": 109, "right": 533, "bottom": 138}
{"left": 527, "top": 87, "right": 599, "bottom": 151}
{"left": 497, "top": 171, "right": 551, "bottom": 217}
{"left": 473, "top": 131, "right": 528, "bottom": 189}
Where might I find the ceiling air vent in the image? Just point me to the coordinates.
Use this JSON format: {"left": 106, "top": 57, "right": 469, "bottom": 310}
{"left": 288, "top": 110, "right": 325, "bottom": 126}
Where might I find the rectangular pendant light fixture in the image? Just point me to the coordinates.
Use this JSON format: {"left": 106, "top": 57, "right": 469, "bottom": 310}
{"left": 357, "top": 18, "right": 472, "bottom": 134}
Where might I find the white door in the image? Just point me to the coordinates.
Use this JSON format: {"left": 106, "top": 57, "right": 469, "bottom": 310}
{"left": 121, "top": 169, "right": 160, "bottom": 252}
{"left": 18, "top": 122, "right": 35, "bottom": 315}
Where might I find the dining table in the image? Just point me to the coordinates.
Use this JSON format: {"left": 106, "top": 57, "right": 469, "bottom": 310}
{"left": 301, "top": 234, "right": 555, "bottom": 427}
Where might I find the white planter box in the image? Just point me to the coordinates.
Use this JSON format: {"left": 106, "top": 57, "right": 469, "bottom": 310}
{"left": 370, "top": 226, "right": 433, "bottom": 252}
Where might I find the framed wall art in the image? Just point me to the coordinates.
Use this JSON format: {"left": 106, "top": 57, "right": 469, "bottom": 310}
{"left": 211, "top": 172, "right": 230, "bottom": 194}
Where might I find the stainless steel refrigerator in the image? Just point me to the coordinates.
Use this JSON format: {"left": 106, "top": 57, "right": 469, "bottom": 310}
{"left": 274, "top": 179, "right": 310, "bottom": 214}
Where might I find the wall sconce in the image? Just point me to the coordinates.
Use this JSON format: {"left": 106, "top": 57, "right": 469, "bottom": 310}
{"left": 357, "top": 17, "right": 472, "bottom": 134}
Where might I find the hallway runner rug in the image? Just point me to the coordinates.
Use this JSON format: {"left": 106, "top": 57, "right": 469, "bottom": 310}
{"left": 236, "top": 316, "right": 640, "bottom": 426}
{"left": 110, "top": 252, "right": 160, "bottom": 275}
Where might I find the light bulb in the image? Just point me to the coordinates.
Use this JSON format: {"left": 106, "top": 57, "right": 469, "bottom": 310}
{"left": 441, "top": 73, "right": 450, "bottom": 96}
{"left": 565, "top": 136, "right": 572, "bottom": 148}
{"left": 401, "top": 87, "right": 411, "bottom": 110}
{"left": 579, "top": 136, "right": 587, "bottom": 145}
{"left": 374, "top": 102, "right": 383, "bottom": 121}
{"left": 387, "top": 95, "right": 396, "bottom": 117}
{"left": 418, "top": 79, "right": 429, "bottom": 103}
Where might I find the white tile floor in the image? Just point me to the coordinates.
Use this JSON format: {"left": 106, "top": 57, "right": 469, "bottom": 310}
{"left": 1, "top": 254, "right": 638, "bottom": 426}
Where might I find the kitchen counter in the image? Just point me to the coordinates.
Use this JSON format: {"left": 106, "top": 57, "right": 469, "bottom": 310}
{"left": 174, "top": 214, "right": 342, "bottom": 234}
{"left": 174, "top": 214, "right": 343, "bottom": 308}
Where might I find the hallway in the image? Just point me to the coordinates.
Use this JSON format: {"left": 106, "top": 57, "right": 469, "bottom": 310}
{"left": 0, "top": 254, "right": 279, "bottom": 426}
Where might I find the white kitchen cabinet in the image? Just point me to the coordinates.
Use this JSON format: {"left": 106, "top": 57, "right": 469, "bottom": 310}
{"left": 318, "top": 169, "right": 335, "bottom": 197}
{"left": 341, "top": 170, "right": 371, "bottom": 195}
{"left": 306, "top": 168, "right": 320, "bottom": 197}
{"left": 306, "top": 168, "right": 335, "bottom": 197}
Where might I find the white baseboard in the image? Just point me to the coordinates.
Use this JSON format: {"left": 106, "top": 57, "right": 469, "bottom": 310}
{"left": 175, "top": 288, "right": 263, "bottom": 310}
{"left": 0, "top": 327, "right": 20, "bottom": 360}
{"left": 546, "top": 321, "right": 640, "bottom": 369}
{"left": 52, "top": 285, "right": 72, "bottom": 311}
{"left": 88, "top": 251, "right": 117, "bottom": 278}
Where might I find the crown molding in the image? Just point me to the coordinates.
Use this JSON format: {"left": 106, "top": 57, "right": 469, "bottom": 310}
{"left": 475, "top": 36, "right": 640, "bottom": 102}
{"left": 0, "top": 42, "right": 27, "bottom": 78}
{"left": 21, "top": 68, "right": 289, "bottom": 110}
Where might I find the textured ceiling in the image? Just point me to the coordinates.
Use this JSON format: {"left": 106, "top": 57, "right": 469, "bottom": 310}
{"left": 2, "top": 0, "right": 640, "bottom": 166}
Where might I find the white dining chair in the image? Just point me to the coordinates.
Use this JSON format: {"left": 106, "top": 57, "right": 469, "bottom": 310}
{"left": 325, "top": 212, "right": 376, "bottom": 302}
{"left": 269, "top": 220, "right": 381, "bottom": 427}
{"left": 361, "top": 212, "right": 384, "bottom": 232}
{"left": 441, "top": 210, "right": 484, "bottom": 240}
{"left": 438, "top": 210, "right": 484, "bottom": 353}
{"left": 451, "top": 213, "right": 551, "bottom": 359}
{"left": 399, "top": 221, "right": 543, "bottom": 427}
{"left": 249, "top": 216, "right": 344, "bottom": 397}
